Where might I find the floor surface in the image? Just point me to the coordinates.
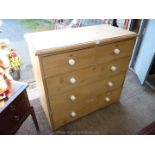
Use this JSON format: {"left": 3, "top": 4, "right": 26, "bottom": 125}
{"left": 0, "top": 19, "right": 35, "bottom": 83}
{"left": 1, "top": 20, "right": 155, "bottom": 135}
{"left": 16, "top": 70, "right": 155, "bottom": 135}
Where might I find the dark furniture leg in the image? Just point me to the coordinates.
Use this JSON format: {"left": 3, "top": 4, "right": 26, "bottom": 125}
{"left": 30, "top": 107, "right": 39, "bottom": 132}
{"left": 138, "top": 121, "right": 155, "bottom": 135}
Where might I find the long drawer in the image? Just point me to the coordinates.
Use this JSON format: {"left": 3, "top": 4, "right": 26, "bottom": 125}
{"left": 45, "top": 57, "right": 129, "bottom": 96}
{"left": 51, "top": 88, "right": 122, "bottom": 129}
{"left": 46, "top": 65, "right": 100, "bottom": 96}
{"left": 95, "top": 39, "right": 135, "bottom": 64}
{"left": 42, "top": 47, "right": 95, "bottom": 78}
{"left": 49, "top": 73, "right": 125, "bottom": 116}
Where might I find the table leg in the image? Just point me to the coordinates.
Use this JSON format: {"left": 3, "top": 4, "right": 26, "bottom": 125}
{"left": 30, "top": 107, "right": 39, "bottom": 132}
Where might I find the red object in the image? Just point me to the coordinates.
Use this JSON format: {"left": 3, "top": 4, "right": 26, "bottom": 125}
{"left": 0, "top": 53, "right": 12, "bottom": 97}
{"left": 0, "top": 75, "right": 8, "bottom": 95}
{"left": 9, "top": 50, "right": 17, "bottom": 58}
{"left": 124, "top": 19, "right": 129, "bottom": 29}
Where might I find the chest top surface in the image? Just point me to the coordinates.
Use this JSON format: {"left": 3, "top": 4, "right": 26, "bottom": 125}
{"left": 25, "top": 24, "right": 137, "bottom": 56}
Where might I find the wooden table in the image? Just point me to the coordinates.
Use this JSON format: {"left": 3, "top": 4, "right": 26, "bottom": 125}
{"left": 138, "top": 121, "right": 155, "bottom": 135}
{"left": 0, "top": 81, "right": 39, "bottom": 134}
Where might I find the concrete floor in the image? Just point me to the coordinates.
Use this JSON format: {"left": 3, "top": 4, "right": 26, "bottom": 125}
{"left": 17, "top": 70, "right": 155, "bottom": 135}
{"left": 0, "top": 19, "right": 38, "bottom": 100}
{"left": 0, "top": 19, "right": 35, "bottom": 83}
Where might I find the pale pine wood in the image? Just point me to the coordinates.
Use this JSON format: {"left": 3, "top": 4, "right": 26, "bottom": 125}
{"left": 45, "top": 57, "right": 129, "bottom": 96}
{"left": 41, "top": 47, "right": 95, "bottom": 78}
{"left": 97, "top": 88, "right": 122, "bottom": 106}
{"left": 52, "top": 88, "right": 122, "bottom": 129}
{"left": 49, "top": 73, "right": 125, "bottom": 116}
{"left": 25, "top": 25, "right": 137, "bottom": 130}
{"left": 24, "top": 24, "right": 136, "bottom": 56}
{"left": 26, "top": 40, "right": 53, "bottom": 127}
{"left": 95, "top": 39, "right": 135, "bottom": 64}
{"left": 45, "top": 65, "right": 100, "bottom": 96}
{"left": 101, "top": 56, "right": 131, "bottom": 78}
{"left": 42, "top": 39, "right": 134, "bottom": 78}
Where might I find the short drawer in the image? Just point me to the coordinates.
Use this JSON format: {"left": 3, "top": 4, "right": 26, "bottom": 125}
{"left": 9, "top": 91, "right": 30, "bottom": 116}
{"left": 97, "top": 87, "right": 122, "bottom": 106}
{"left": 42, "top": 47, "right": 95, "bottom": 78}
{"left": 100, "top": 56, "right": 130, "bottom": 78}
{"left": 0, "top": 91, "right": 30, "bottom": 134}
{"left": 95, "top": 39, "right": 135, "bottom": 64}
{"left": 51, "top": 88, "right": 122, "bottom": 129}
{"left": 51, "top": 96, "right": 98, "bottom": 129}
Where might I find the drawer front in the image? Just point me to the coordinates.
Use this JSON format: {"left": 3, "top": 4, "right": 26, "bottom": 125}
{"left": 42, "top": 47, "right": 95, "bottom": 78}
{"left": 52, "top": 96, "right": 98, "bottom": 129}
{"left": 46, "top": 65, "right": 101, "bottom": 96}
{"left": 97, "top": 88, "right": 122, "bottom": 106}
{"left": 49, "top": 73, "right": 125, "bottom": 109}
{"left": 12, "top": 91, "right": 30, "bottom": 114}
{"left": 100, "top": 56, "right": 130, "bottom": 78}
{"left": 49, "top": 73, "right": 125, "bottom": 126}
{"left": 95, "top": 39, "right": 135, "bottom": 64}
{"left": 46, "top": 57, "right": 129, "bottom": 96}
{"left": 0, "top": 92, "right": 30, "bottom": 134}
{"left": 52, "top": 88, "right": 122, "bottom": 129}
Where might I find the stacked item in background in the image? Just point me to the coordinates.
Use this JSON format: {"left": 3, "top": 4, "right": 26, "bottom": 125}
{"left": 0, "top": 40, "right": 13, "bottom": 108}
{"left": 52, "top": 19, "right": 141, "bottom": 32}
{"left": 53, "top": 19, "right": 114, "bottom": 29}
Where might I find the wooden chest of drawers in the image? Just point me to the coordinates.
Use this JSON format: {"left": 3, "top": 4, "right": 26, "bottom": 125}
{"left": 25, "top": 24, "right": 137, "bottom": 130}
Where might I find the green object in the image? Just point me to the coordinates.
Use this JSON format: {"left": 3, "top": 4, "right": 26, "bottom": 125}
{"left": 9, "top": 56, "right": 22, "bottom": 70}
{"left": 19, "top": 19, "right": 55, "bottom": 32}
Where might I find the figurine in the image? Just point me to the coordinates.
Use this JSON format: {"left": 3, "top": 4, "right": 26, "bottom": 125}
{"left": 0, "top": 52, "right": 13, "bottom": 99}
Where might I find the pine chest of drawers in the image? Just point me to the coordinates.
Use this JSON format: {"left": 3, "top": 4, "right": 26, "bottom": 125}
{"left": 25, "top": 24, "right": 137, "bottom": 130}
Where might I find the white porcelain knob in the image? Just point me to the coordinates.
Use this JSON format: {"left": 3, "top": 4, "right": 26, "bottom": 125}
{"left": 114, "top": 48, "right": 120, "bottom": 55}
{"left": 70, "top": 95, "right": 76, "bottom": 101}
{"left": 96, "top": 40, "right": 100, "bottom": 45}
{"left": 68, "top": 59, "right": 76, "bottom": 66}
{"left": 111, "top": 66, "right": 117, "bottom": 72}
{"left": 70, "top": 111, "right": 76, "bottom": 117}
{"left": 105, "top": 97, "right": 110, "bottom": 102}
{"left": 70, "top": 77, "right": 76, "bottom": 84}
{"left": 108, "top": 81, "right": 113, "bottom": 87}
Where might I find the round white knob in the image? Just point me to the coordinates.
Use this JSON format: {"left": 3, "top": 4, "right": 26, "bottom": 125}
{"left": 70, "top": 111, "right": 76, "bottom": 117}
{"left": 70, "top": 77, "right": 76, "bottom": 84}
{"left": 96, "top": 40, "right": 100, "bottom": 45}
{"left": 114, "top": 48, "right": 120, "bottom": 55}
{"left": 111, "top": 66, "right": 117, "bottom": 72}
{"left": 70, "top": 95, "right": 76, "bottom": 101}
{"left": 105, "top": 97, "right": 110, "bottom": 102}
{"left": 108, "top": 81, "right": 113, "bottom": 87}
{"left": 68, "top": 59, "right": 76, "bottom": 66}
